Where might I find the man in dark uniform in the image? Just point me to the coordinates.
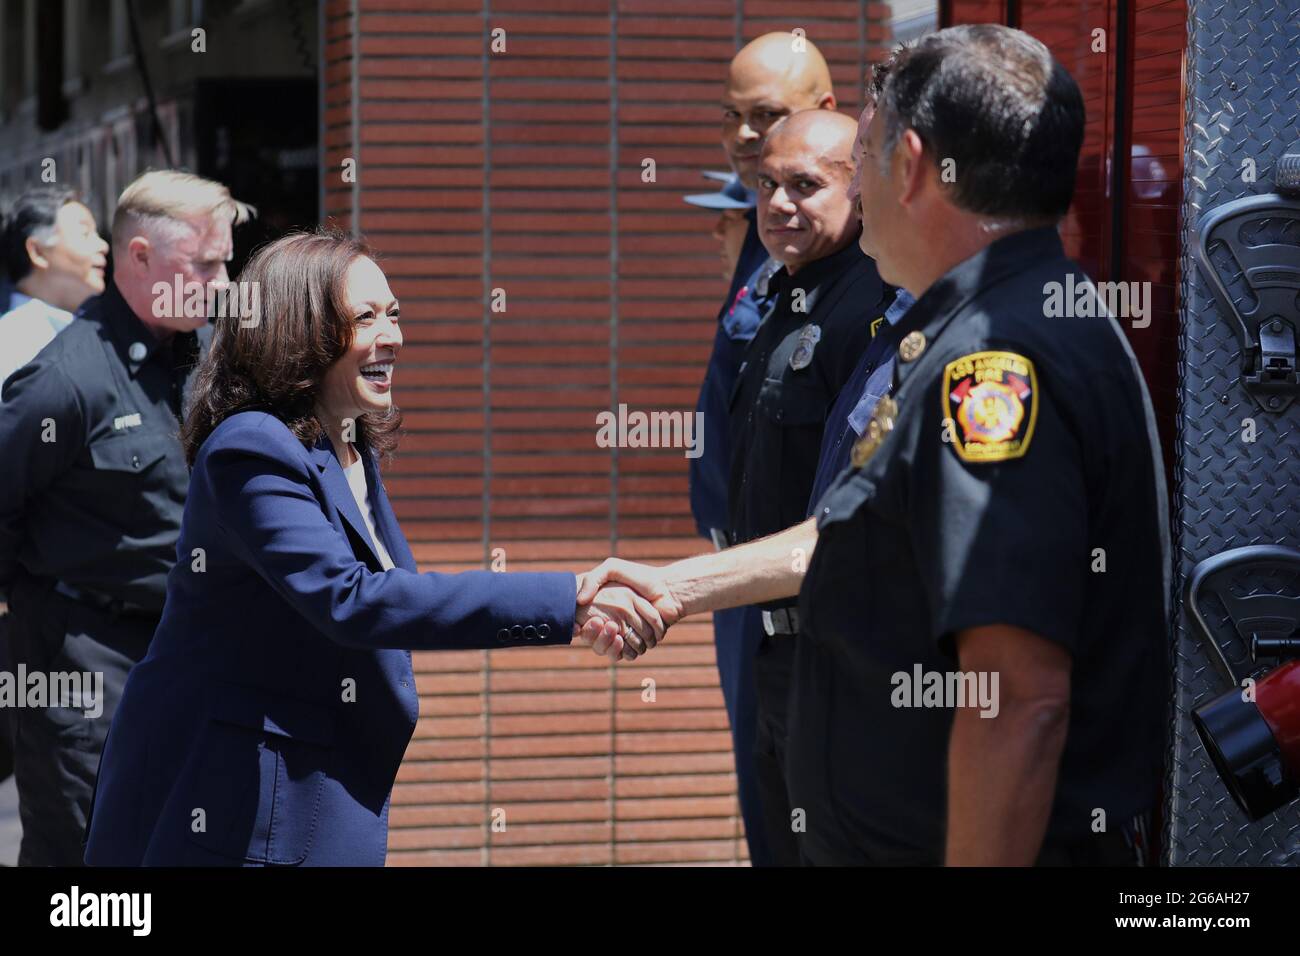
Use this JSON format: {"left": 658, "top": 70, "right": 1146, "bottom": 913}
{"left": 688, "top": 31, "right": 838, "bottom": 865}
{"left": 727, "top": 109, "right": 891, "bottom": 864}
{"left": 0, "top": 170, "right": 251, "bottom": 865}
{"left": 582, "top": 26, "right": 1168, "bottom": 867}
{"left": 789, "top": 24, "right": 1168, "bottom": 865}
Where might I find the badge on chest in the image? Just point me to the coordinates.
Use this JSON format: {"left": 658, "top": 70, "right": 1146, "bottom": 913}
{"left": 850, "top": 395, "right": 898, "bottom": 468}
{"left": 789, "top": 323, "right": 821, "bottom": 370}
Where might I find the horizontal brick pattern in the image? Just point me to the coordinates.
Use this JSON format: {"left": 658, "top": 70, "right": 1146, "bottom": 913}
{"left": 325, "top": 0, "right": 893, "bottom": 865}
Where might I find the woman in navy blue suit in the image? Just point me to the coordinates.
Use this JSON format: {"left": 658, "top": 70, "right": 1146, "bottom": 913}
{"left": 84, "top": 231, "right": 662, "bottom": 866}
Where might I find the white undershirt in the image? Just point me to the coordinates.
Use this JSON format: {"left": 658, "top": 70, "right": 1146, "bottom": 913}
{"left": 342, "top": 445, "right": 395, "bottom": 570}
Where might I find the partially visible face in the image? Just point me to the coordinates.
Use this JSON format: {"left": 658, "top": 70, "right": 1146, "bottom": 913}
{"left": 847, "top": 105, "right": 874, "bottom": 248}
{"left": 317, "top": 256, "right": 402, "bottom": 430}
{"left": 722, "top": 70, "right": 821, "bottom": 190}
{"left": 857, "top": 109, "right": 898, "bottom": 274}
{"left": 712, "top": 208, "right": 750, "bottom": 280}
{"left": 141, "top": 214, "right": 234, "bottom": 333}
{"left": 756, "top": 133, "right": 858, "bottom": 273}
{"left": 38, "top": 201, "right": 108, "bottom": 310}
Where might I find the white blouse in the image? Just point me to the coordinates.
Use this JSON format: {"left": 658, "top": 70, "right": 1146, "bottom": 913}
{"left": 342, "top": 446, "right": 395, "bottom": 571}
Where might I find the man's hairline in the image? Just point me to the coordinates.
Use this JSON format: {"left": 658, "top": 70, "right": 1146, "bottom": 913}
{"left": 112, "top": 210, "right": 227, "bottom": 254}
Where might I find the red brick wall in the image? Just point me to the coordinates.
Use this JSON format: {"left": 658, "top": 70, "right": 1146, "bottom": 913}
{"left": 323, "top": 0, "right": 894, "bottom": 865}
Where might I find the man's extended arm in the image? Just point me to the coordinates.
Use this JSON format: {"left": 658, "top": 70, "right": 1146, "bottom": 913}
{"left": 578, "top": 516, "right": 819, "bottom": 629}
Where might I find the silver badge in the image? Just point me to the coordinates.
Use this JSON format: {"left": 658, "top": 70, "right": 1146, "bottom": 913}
{"left": 128, "top": 342, "right": 148, "bottom": 362}
{"left": 789, "top": 324, "right": 821, "bottom": 370}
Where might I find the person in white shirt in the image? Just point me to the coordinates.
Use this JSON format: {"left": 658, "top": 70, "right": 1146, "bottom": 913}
{"left": 0, "top": 187, "right": 109, "bottom": 398}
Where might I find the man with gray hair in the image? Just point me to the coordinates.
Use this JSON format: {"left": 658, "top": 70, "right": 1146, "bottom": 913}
{"left": 0, "top": 170, "right": 252, "bottom": 866}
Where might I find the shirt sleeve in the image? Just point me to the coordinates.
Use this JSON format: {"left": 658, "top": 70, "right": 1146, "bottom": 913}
{"left": 904, "top": 346, "right": 1087, "bottom": 659}
{"left": 0, "top": 361, "right": 85, "bottom": 592}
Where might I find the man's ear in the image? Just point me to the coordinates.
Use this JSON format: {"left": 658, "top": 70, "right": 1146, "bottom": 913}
{"left": 23, "top": 234, "right": 51, "bottom": 273}
{"left": 816, "top": 91, "right": 837, "bottom": 111}
{"left": 896, "top": 128, "right": 928, "bottom": 208}
{"left": 126, "top": 235, "right": 150, "bottom": 271}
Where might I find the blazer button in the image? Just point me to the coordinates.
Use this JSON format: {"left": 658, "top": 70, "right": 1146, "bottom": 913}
{"left": 510, "top": 624, "right": 523, "bottom": 640}
{"left": 538, "top": 623, "right": 550, "bottom": 638}
{"left": 524, "top": 625, "right": 538, "bottom": 641}
{"left": 496, "top": 628, "right": 509, "bottom": 644}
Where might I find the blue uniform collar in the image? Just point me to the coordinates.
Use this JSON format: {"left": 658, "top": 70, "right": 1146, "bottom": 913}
{"left": 95, "top": 278, "right": 204, "bottom": 377}
{"left": 767, "top": 232, "right": 866, "bottom": 302}
{"left": 886, "top": 225, "right": 1065, "bottom": 388}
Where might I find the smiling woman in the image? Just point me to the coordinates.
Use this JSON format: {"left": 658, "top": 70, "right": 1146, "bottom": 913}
{"left": 82, "top": 230, "right": 669, "bottom": 867}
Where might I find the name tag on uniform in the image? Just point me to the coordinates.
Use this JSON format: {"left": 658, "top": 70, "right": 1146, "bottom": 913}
{"left": 113, "top": 412, "right": 143, "bottom": 431}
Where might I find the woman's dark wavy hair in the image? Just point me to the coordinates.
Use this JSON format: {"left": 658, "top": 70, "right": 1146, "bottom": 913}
{"left": 181, "top": 229, "right": 402, "bottom": 466}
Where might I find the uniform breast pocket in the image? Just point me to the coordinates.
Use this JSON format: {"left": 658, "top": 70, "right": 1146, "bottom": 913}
{"left": 88, "top": 432, "right": 170, "bottom": 474}
{"left": 183, "top": 687, "right": 337, "bottom": 866}
{"left": 86, "top": 431, "right": 186, "bottom": 530}
{"left": 757, "top": 379, "right": 827, "bottom": 526}
{"left": 757, "top": 378, "right": 826, "bottom": 429}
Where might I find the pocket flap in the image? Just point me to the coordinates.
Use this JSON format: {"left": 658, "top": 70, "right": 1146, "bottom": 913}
{"left": 210, "top": 683, "right": 337, "bottom": 746}
{"left": 88, "top": 434, "right": 170, "bottom": 473}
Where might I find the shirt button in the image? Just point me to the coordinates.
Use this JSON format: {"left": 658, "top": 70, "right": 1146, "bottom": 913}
{"left": 131, "top": 454, "right": 141, "bottom": 468}
{"left": 128, "top": 342, "right": 147, "bottom": 362}
{"left": 822, "top": 507, "right": 830, "bottom": 515}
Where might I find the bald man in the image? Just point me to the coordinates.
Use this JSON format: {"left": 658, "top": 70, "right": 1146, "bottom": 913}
{"left": 728, "top": 109, "right": 893, "bottom": 864}
{"left": 688, "top": 32, "right": 839, "bottom": 868}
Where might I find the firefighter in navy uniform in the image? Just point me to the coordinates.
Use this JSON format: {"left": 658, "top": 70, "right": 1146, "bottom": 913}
{"left": 689, "top": 31, "right": 841, "bottom": 866}
{"left": 728, "top": 109, "right": 892, "bottom": 865}
{"left": 787, "top": 25, "right": 1170, "bottom": 866}
{"left": 0, "top": 171, "right": 250, "bottom": 866}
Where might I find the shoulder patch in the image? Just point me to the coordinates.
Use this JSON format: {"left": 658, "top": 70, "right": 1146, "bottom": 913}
{"left": 941, "top": 350, "right": 1037, "bottom": 463}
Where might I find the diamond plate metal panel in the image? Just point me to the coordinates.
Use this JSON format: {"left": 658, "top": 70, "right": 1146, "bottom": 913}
{"left": 1169, "top": 0, "right": 1300, "bottom": 864}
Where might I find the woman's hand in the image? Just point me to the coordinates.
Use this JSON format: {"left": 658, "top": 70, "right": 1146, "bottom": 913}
{"left": 573, "top": 576, "right": 666, "bottom": 662}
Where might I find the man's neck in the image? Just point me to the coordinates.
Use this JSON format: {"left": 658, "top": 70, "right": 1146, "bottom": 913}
{"left": 784, "top": 234, "right": 856, "bottom": 277}
{"left": 902, "top": 215, "right": 1047, "bottom": 297}
{"left": 15, "top": 275, "right": 75, "bottom": 314}
{"left": 113, "top": 274, "right": 174, "bottom": 343}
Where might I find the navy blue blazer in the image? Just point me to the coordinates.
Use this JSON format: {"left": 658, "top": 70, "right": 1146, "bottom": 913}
{"left": 83, "top": 410, "right": 576, "bottom": 866}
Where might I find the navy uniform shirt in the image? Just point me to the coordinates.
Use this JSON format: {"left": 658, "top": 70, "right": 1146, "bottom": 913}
{"left": 805, "top": 288, "right": 914, "bottom": 516}
{"left": 728, "top": 238, "right": 891, "bottom": 552}
{"left": 0, "top": 279, "right": 210, "bottom": 612}
{"left": 688, "top": 211, "right": 773, "bottom": 538}
{"left": 791, "top": 227, "right": 1170, "bottom": 864}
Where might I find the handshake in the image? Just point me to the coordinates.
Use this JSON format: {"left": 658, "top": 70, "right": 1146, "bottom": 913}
{"left": 571, "top": 559, "right": 685, "bottom": 663}
{"left": 564, "top": 516, "right": 816, "bottom": 662}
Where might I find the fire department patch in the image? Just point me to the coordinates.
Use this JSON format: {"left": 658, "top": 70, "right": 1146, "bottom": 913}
{"left": 942, "top": 350, "right": 1038, "bottom": 463}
